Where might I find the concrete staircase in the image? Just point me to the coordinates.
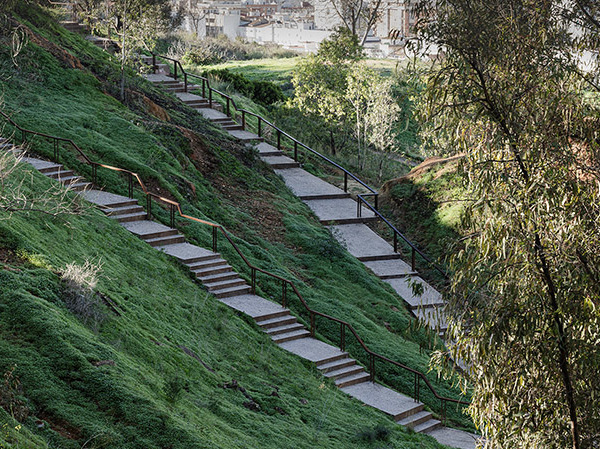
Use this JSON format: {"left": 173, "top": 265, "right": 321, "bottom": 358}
{"left": 0, "top": 138, "right": 468, "bottom": 444}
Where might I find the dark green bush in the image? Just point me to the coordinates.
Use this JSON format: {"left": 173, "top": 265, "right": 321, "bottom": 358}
{"left": 202, "top": 68, "right": 284, "bottom": 106}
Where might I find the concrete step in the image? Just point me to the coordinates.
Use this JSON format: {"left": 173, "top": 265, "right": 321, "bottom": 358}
{"left": 37, "top": 163, "right": 63, "bottom": 174}
{"left": 211, "top": 284, "right": 252, "bottom": 299}
{"left": 334, "top": 371, "right": 370, "bottom": 388}
{"left": 265, "top": 322, "right": 305, "bottom": 336}
{"left": 272, "top": 328, "right": 311, "bottom": 343}
{"left": 260, "top": 155, "right": 301, "bottom": 169}
{"left": 323, "top": 364, "right": 365, "bottom": 381}
{"left": 122, "top": 221, "right": 178, "bottom": 240}
{"left": 397, "top": 410, "right": 434, "bottom": 428}
{"left": 144, "top": 234, "right": 186, "bottom": 247}
{"left": 158, "top": 243, "right": 220, "bottom": 265}
{"left": 188, "top": 257, "right": 229, "bottom": 270}
{"left": 303, "top": 198, "right": 377, "bottom": 225}
{"left": 45, "top": 169, "right": 75, "bottom": 179}
{"left": 67, "top": 182, "right": 91, "bottom": 192}
{"left": 104, "top": 204, "right": 145, "bottom": 216}
{"left": 413, "top": 419, "right": 442, "bottom": 434}
{"left": 220, "top": 122, "right": 243, "bottom": 130}
{"left": 192, "top": 263, "right": 233, "bottom": 278}
{"left": 257, "top": 314, "right": 297, "bottom": 329}
{"left": 56, "top": 175, "right": 82, "bottom": 184}
{"left": 114, "top": 212, "right": 148, "bottom": 223}
{"left": 81, "top": 190, "right": 139, "bottom": 209}
{"left": 226, "top": 129, "right": 263, "bottom": 142}
{"left": 196, "top": 271, "right": 240, "bottom": 284}
{"left": 317, "top": 357, "right": 356, "bottom": 374}
{"left": 205, "top": 277, "right": 247, "bottom": 291}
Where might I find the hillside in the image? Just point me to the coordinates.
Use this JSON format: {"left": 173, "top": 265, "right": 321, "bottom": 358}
{"left": 0, "top": 3, "right": 470, "bottom": 448}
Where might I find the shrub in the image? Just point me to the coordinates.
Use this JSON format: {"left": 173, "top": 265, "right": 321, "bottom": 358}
{"left": 202, "top": 69, "right": 284, "bottom": 106}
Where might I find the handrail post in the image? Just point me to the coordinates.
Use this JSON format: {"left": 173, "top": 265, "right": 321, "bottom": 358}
{"left": 241, "top": 111, "right": 246, "bottom": 130}
{"left": 53, "top": 139, "right": 59, "bottom": 161}
{"left": 251, "top": 267, "right": 256, "bottom": 294}
{"left": 212, "top": 227, "right": 218, "bottom": 252}
{"left": 184, "top": 73, "right": 188, "bottom": 93}
{"left": 294, "top": 141, "right": 298, "bottom": 162}
{"left": 369, "top": 354, "right": 375, "bottom": 381}
{"left": 393, "top": 232, "right": 398, "bottom": 253}
{"left": 146, "top": 194, "right": 152, "bottom": 220}
{"left": 209, "top": 89, "right": 213, "bottom": 108}
{"left": 226, "top": 98, "right": 230, "bottom": 117}
{"left": 152, "top": 54, "right": 156, "bottom": 73}
{"left": 340, "top": 323, "right": 345, "bottom": 351}
{"left": 282, "top": 281, "right": 287, "bottom": 308}
{"left": 344, "top": 172, "right": 348, "bottom": 192}
{"left": 277, "top": 129, "right": 281, "bottom": 151}
{"left": 174, "top": 62, "right": 178, "bottom": 80}
{"left": 257, "top": 117, "right": 262, "bottom": 137}
{"left": 202, "top": 79, "right": 206, "bottom": 98}
{"left": 127, "top": 173, "right": 133, "bottom": 198}
{"left": 374, "top": 193, "right": 379, "bottom": 210}
{"left": 414, "top": 372, "right": 418, "bottom": 402}
{"left": 170, "top": 204, "right": 175, "bottom": 228}
{"left": 441, "top": 399, "right": 446, "bottom": 425}
{"left": 310, "top": 311, "right": 315, "bottom": 337}
{"left": 357, "top": 197, "right": 362, "bottom": 218}
{"left": 92, "top": 164, "right": 97, "bottom": 185}
{"left": 411, "top": 248, "right": 416, "bottom": 271}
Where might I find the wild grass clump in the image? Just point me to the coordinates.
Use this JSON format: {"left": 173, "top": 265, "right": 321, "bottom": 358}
{"left": 61, "top": 259, "right": 105, "bottom": 330}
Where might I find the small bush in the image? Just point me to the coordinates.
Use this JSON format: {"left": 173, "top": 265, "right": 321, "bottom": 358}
{"left": 202, "top": 68, "right": 284, "bottom": 106}
{"left": 61, "top": 259, "right": 105, "bottom": 330}
{"left": 356, "top": 424, "right": 391, "bottom": 442}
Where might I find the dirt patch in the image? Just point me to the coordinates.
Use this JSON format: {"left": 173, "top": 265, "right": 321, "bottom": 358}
{"left": 381, "top": 153, "right": 464, "bottom": 196}
{"left": 177, "top": 126, "right": 219, "bottom": 176}
{"left": 22, "top": 24, "right": 84, "bottom": 71}
{"left": 37, "top": 412, "right": 82, "bottom": 440}
{"left": 130, "top": 91, "right": 171, "bottom": 122}
{"left": 219, "top": 183, "right": 286, "bottom": 245}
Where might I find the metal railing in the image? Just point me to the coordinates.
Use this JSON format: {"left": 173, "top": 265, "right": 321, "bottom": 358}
{"left": 149, "top": 53, "right": 448, "bottom": 278}
{"left": 0, "top": 107, "right": 467, "bottom": 424}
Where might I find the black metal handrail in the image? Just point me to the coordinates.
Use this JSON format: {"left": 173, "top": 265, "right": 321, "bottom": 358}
{"left": 357, "top": 194, "right": 449, "bottom": 278}
{"left": 0, "top": 107, "right": 468, "bottom": 424}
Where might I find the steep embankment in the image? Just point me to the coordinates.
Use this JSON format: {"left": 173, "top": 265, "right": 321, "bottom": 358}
{"left": 0, "top": 4, "right": 470, "bottom": 448}
{"left": 378, "top": 156, "right": 466, "bottom": 280}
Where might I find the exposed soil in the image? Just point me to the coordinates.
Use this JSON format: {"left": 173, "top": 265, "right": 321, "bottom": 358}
{"left": 37, "top": 411, "right": 82, "bottom": 440}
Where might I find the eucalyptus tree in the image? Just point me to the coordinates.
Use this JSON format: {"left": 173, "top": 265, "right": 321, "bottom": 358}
{"left": 413, "top": 1, "right": 600, "bottom": 448}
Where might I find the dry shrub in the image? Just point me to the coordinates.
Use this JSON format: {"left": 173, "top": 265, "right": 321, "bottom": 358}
{"left": 61, "top": 259, "right": 105, "bottom": 330}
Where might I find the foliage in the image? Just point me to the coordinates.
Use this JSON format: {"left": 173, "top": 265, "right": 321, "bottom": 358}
{"left": 168, "top": 33, "right": 298, "bottom": 65}
{"left": 320, "top": 0, "right": 385, "bottom": 45}
{"left": 291, "top": 31, "right": 399, "bottom": 171}
{"left": 415, "top": 0, "right": 600, "bottom": 448}
{"left": 202, "top": 68, "right": 284, "bottom": 106}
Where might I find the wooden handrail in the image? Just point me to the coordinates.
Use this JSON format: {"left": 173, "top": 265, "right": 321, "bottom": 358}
{"left": 0, "top": 108, "right": 468, "bottom": 423}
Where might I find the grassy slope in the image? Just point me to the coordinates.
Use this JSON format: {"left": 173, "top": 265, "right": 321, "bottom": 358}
{"left": 0, "top": 165, "right": 441, "bottom": 449}
{"left": 0, "top": 5, "right": 471, "bottom": 447}
{"left": 377, "top": 160, "right": 466, "bottom": 281}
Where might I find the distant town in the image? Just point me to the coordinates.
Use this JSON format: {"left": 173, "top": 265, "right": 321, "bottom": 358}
{"left": 173, "top": 0, "right": 417, "bottom": 57}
